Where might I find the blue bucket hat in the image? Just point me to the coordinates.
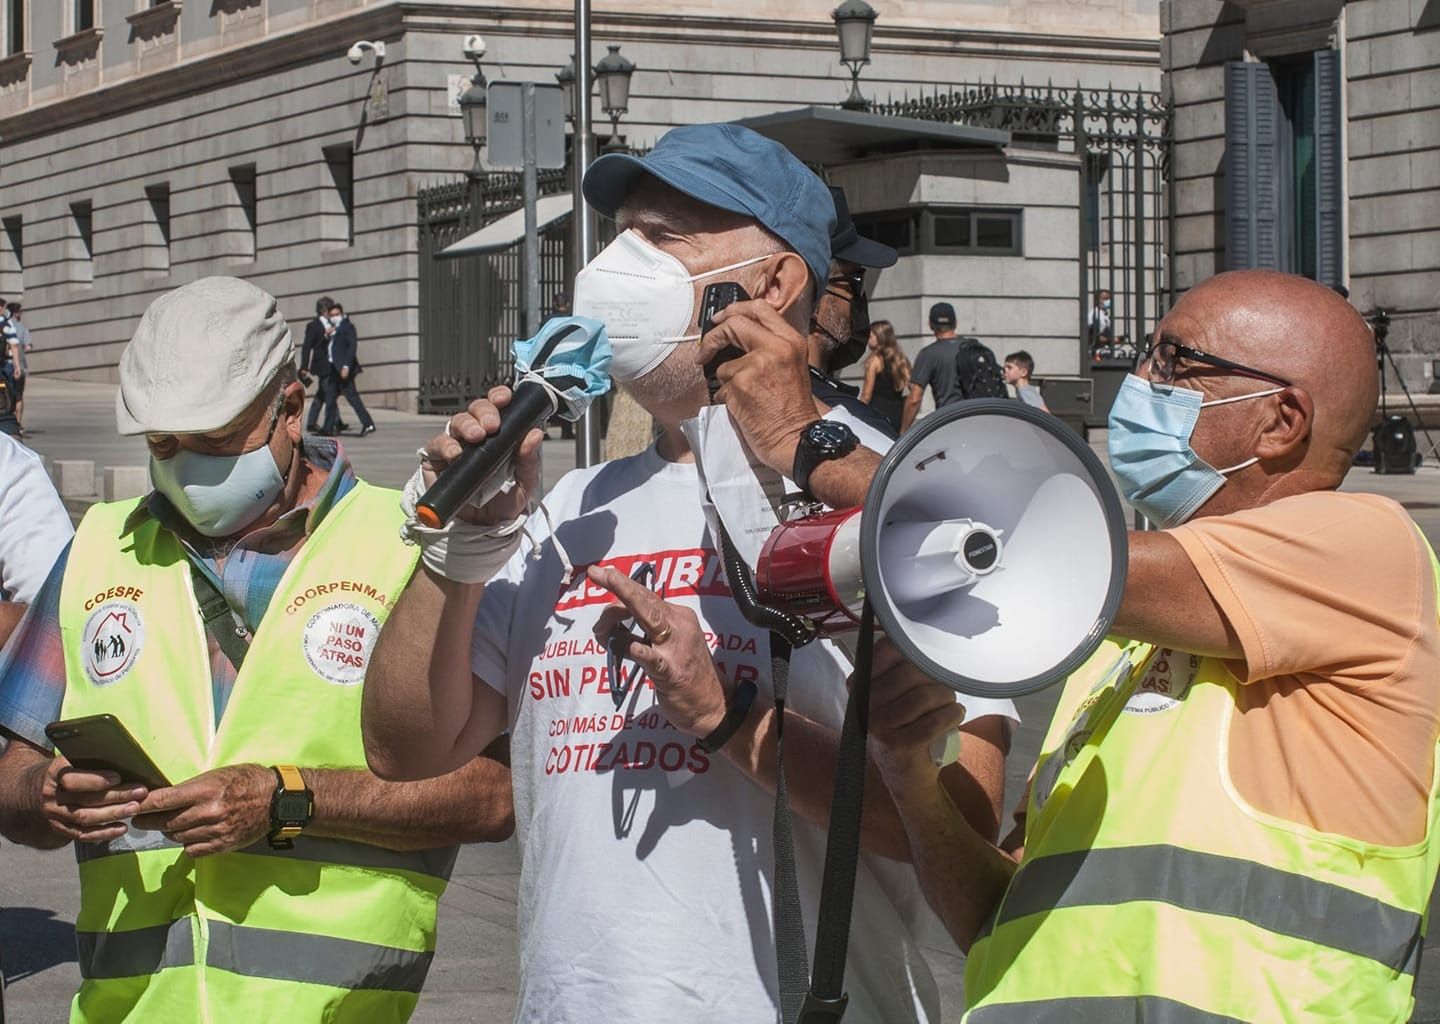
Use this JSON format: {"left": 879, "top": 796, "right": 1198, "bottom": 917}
{"left": 582, "top": 123, "right": 836, "bottom": 297}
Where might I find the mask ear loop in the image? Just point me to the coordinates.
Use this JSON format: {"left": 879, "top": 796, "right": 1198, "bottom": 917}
{"left": 1199, "top": 385, "right": 1285, "bottom": 408}
{"left": 1200, "top": 386, "right": 1285, "bottom": 476}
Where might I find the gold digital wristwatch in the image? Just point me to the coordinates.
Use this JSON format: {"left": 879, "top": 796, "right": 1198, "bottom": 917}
{"left": 268, "top": 764, "right": 314, "bottom": 850}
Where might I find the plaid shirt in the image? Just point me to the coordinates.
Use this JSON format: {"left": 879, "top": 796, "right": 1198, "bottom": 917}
{"left": 0, "top": 439, "right": 356, "bottom": 751}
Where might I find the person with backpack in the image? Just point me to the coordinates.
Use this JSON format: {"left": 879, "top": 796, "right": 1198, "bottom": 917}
{"left": 952, "top": 334, "right": 1006, "bottom": 401}
{"left": 910, "top": 303, "right": 1007, "bottom": 422}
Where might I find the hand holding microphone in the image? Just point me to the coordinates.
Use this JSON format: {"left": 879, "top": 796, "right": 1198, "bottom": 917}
{"left": 418, "top": 386, "right": 545, "bottom": 528}
{"left": 413, "top": 317, "right": 613, "bottom": 530}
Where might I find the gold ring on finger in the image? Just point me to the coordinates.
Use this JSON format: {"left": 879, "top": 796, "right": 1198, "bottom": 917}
{"left": 649, "top": 624, "right": 673, "bottom": 645}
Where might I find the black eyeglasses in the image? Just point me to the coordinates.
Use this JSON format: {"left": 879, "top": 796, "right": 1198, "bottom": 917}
{"left": 1136, "top": 340, "right": 1292, "bottom": 389}
{"left": 825, "top": 269, "right": 866, "bottom": 305}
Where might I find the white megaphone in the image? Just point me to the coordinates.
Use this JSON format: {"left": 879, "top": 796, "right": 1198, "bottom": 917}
{"left": 754, "top": 400, "right": 1128, "bottom": 699}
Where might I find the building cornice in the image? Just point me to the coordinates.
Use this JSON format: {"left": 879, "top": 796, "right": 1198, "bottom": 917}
{"left": 0, "top": 50, "right": 32, "bottom": 89}
{"left": 400, "top": 4, "right": 1160, "bottom": 59}
{"left": 0, "top": 1, "right": 1158, "bottom": 145}
{"left": 53, "top": 26, "right": 104, "bottom": 64}
{"left": 0, "top": 6, "right": 402, "bottom": 144}
{"left": 125, "top": 1, "right": 183, "bottom": 39}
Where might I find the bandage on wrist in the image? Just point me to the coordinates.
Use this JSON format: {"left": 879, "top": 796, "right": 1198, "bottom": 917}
{"left": 399, "top": 466, "right": 525, "bottom": 584}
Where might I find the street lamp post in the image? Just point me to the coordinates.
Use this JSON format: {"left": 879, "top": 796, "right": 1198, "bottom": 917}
{"left": 832, "top": 0, "right": 877, "bottom": 112}
{"left": 458, "top": 64, "right": 488, "bottom": 212}
{"left": 594, "top": 44, "right": 636, "bottom": 153}
{"left": 555, "top": 57, "right": 576, "bottom": 123}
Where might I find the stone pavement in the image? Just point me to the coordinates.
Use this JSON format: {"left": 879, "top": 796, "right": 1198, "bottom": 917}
{"left": 3, "top": 377, "right": 1440, "bottom": 1022}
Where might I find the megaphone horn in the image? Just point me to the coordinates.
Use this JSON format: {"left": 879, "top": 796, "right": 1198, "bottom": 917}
{"left": 755, "top": 400, "right": 1128, "bottom": 699}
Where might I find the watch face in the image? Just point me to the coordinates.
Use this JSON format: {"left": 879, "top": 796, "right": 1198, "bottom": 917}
{"left": 276, "top": 793, "right": 312, "bottom": 821}
{"left": 805, "top": 419, "right": 856, "bottom": 455}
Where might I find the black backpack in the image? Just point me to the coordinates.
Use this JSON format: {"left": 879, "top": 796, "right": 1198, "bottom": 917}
{"left": 953, "top": 337, "right": 1008, "bottom": 400}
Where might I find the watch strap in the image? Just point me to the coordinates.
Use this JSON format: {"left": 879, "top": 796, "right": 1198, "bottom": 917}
{"left": 268, "top": 764, "right": 312, "bottom": 850}
{"left": 792, "top": 419, "right": 825, "bottom": 495}
{"left": 273, "top": 764, "right": 306, "bottom": 792}
{"left": 697, "top": 680, "right": 759, "bottom": 753}
{"left": 793, "top": 419, "right": 857, "bottom": 497}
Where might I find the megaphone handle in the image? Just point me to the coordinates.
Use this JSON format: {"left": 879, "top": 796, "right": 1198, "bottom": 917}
{"left": 930, "top": 730, "right": 962, "bottom": 768}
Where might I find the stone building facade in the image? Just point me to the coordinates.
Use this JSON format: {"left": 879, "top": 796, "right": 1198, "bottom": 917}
{"left": 1163, "top": 0, "right": 1439, "bottom": 392}
{"left": 0, "top": 0, "right": 1159, "bottom": 410}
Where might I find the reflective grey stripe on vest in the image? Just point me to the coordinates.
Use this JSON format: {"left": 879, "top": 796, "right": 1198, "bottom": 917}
{"left": 969, "top": 995, "right": 1246, "bottom": 1023}
{"left": 78, "top": 918, "right": 432, "bottom": 993}
{"left": 74, "top": 827, "right": 181, "bottom": 865}
{"left": 236, "top": 836, "right": 459, "bottom": 881}
{"left": 205, "top": 920, "right": 433, "bottom": 993}
{"left": 75, "top": 829, "right": 457, "bottom": 882}
{"left": 996, "top": 844, "right": 1423, "bottom": 974}
{"left": 77, "top": 918, "right": 195, "bottom": 979}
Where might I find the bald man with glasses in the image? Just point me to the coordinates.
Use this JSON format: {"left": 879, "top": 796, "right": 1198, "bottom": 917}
{"left": 865, "top": 269, "right": 1440, "bottom": 1023}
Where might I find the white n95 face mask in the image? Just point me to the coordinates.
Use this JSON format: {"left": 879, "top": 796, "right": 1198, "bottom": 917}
{"left": 572, "top": 229, "right": 775, "bottom": 382}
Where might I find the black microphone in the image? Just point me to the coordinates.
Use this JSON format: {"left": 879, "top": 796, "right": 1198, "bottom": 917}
{"left": 415, "top": 323, "right": 590, "bottom": 529}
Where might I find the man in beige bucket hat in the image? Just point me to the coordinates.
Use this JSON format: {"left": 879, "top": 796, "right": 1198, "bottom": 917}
{"left": 0, "top": 277, "right": 514, "bottom": 1023}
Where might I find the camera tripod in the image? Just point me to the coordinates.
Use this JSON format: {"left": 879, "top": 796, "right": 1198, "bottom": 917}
{"left": 1370, "top": 309, "right": 1439, "bottom": 466}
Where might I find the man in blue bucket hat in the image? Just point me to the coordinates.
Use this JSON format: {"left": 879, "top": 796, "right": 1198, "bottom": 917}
{"left": 365, "top": 123, "right": 1017, "bottom": 1022}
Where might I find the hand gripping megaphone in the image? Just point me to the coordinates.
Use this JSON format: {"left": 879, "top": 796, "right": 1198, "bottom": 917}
{"left": 755, "top": 399, "right": 1128, "bottom": 699}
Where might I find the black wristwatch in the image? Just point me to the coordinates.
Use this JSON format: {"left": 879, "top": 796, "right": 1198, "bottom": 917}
{"left": 792, "top": 419, "right": 859, "bottom": 498}
{"left": 268, "top": 765, "right": 314, "bottom": 850}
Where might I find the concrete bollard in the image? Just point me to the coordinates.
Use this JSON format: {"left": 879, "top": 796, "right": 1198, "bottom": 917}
{"left": 103, "top": 466, "right": 151, "bottom": 503}
{"left": 51, "top": 459, "right": 96, "bottom": 498}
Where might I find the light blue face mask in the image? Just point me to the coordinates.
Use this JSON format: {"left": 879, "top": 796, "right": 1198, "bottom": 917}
{"left": 150, "top": 410, "right": 287, "bottom": 538}
{"left": 511, "top": 315, "right": 613, "bottom": 419}
{"left": 1107, "top": 374, "right": 1283, "bottom": 528}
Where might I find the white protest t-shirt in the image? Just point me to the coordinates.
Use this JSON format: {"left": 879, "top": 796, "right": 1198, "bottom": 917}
{"left": 472, "top": 445, "right": 1017, "bottom": 1024}
{"left": 0, "top": 434, "right": 73, "bottom": 603}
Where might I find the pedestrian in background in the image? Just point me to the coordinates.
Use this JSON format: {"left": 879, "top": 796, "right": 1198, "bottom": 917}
{"left": 6, "top": 303, "right": 30, "bottom": 433}
{"left": 911, "top": 302, "right": 964, "bottom": 411}
{"left": 1089, "top": 287, "right": 1115, "bottom": 353}
{"left": 1003, "top": 349, "right": 1050, "bottom": 411}
{"left": 861, "top": 319, "right": 919, "bottom": 433}
{"left": 0, "top": 300, "right": 22, "bottom": 436}
{"left": 321, "top": 301, "right": 375, "bottom": 437}
{"left": 300, "top": 294, "right": 345, "bottom": 435}
{"left": 0, "top": 277, "right": 513, "bottom": 1023}
{"left": 0, "top": 357, "right": 18, "bottom": 439}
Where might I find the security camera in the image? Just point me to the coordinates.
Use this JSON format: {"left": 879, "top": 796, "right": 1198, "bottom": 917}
{"left": 347, "top": 40, "right": 386, "bottom": 66}
{"left": 462, "top": 35, "right": 487, "bottom": 62}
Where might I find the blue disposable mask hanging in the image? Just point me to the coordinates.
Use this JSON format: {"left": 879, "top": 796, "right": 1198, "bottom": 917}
{"left": 1107, "top": 374, "right": 1283, "bottom": 528}
{"left": 510, "top": 315, "right": 613, "bottom": 418}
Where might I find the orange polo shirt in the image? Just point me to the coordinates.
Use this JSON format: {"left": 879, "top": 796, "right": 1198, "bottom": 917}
{"left": 1170, "top": 490, "right": 1440, "bottom": 847}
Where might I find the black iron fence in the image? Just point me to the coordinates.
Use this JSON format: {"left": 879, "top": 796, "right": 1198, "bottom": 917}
{"left": 416, "top": 170, "right": 571, "bottom": 415}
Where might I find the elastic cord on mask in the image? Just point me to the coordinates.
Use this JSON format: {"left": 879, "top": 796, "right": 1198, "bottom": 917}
{"left": 515, "top": 368, "right": 567, "bottom": 419}
{"left": 1216, "top": 456, "right": 1259, "bottom": 475}
{"left": 1200, "top": 386, "right": 1284, "bottom": 408}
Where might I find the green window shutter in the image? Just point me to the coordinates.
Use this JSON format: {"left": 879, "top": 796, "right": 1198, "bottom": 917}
{"left": 1225, "top": 61, "right": 1282, "bottom": 270}
{"left": 1313, "top": 49, "right": 1345, "bottom": 289}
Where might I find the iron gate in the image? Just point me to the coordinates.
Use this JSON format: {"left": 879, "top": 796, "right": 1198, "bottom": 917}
{"left": 416, "top": 170, "right": 572, "bottom": 415}
{"left": 875, "top": 81, "right": 1174, "bottom": 361}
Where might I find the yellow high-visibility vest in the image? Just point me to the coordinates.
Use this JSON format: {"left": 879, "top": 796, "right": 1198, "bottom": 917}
{"left": 964, "top": 539, "right": 1440, "bottom": 1024}
{"left": 58, "top": 482, "right": 444, "bottom": 1024}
